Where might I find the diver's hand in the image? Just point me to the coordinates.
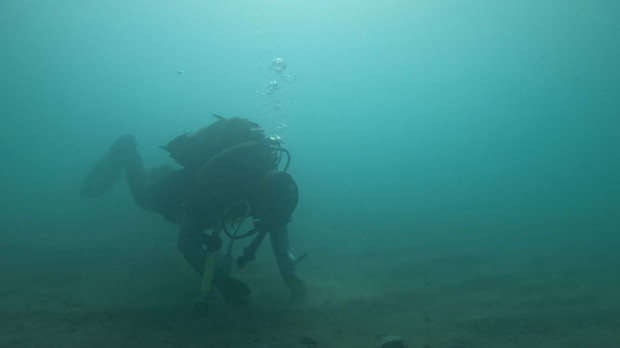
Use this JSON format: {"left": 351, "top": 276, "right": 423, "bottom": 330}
{"left": 282, "top": 272, "right": 307, "bottom": 304}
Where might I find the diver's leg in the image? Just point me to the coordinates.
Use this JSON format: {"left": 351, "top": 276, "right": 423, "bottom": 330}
{"left": 123, "top": 145, "right": 149, "bottom": 209}
{"left": 270, "top": 224, "right": 307, "bottom": 303}
{"left": 177, "top": 214, "right": 251, "bottom": 306}
{"left": 177, "top": 214, "right": 207, "bottom": 274}
{"left": 80, "top": 135, "right": 144, "bottom": 198}
{"left": 80, "top": 135, "right": 137, "bottom": 198}
{"left": 106, "top": 135, "right": 153, "bottom": 209}
{"left": 80, "top": 135, "right": 153, "bottom": 210}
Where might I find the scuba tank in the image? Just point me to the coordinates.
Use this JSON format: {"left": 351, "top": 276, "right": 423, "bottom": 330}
{"left": 160, "top": 115, "right": 268, "bottom": 172}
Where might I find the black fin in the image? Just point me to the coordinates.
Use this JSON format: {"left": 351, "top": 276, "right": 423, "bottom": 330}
{"left": 79, "top": 135, "right": 136, "bottom": 198}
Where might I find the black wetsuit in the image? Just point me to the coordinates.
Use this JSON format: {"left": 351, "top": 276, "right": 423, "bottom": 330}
{"left": 82, "top": 134, "right": 306, "bottom": 303}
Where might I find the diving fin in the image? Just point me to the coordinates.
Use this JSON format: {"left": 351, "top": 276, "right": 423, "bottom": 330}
{"left": 79, "top": 135, "right": 137, "bottom": 198}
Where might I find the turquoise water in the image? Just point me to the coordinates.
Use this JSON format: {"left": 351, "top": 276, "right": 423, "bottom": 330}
{"left": 1, "top": 1, "right": 619, "bottom": 346}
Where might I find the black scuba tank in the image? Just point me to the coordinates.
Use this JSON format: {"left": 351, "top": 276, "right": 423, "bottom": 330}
{"left": 160, "top": 115, "right": 267, "bottom": 171}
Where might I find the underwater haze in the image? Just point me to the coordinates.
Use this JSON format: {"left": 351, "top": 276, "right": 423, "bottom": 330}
{"left": 1, "top": 1, "right": 619, "bottom": 347}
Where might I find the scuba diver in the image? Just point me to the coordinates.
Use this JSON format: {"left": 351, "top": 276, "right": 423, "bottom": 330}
{"left": 80, "top": 115, "right": 306, "bottom": 311}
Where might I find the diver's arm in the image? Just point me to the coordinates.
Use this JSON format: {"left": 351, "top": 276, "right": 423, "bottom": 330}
{"left": 269, "top": 223, "right": 307, "bottom": 302}
{"left": 258, "top": 170, "right": 305, "bottom": 302}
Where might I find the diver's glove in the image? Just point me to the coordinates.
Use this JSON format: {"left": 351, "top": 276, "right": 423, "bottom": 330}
{"left": 282, "top": 272, "right": 307, "bottom": 304}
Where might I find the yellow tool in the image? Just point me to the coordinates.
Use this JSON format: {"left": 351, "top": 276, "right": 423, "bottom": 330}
{"left": 200, "top": 252, "right": 217, "bottom": 296}
{"left": 193, "top": 251, "right": 217, "bottom": 316}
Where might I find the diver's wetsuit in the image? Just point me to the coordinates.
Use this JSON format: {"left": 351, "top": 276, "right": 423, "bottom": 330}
{"left": 82, "top": 134, "right": 306, "bottom": 303}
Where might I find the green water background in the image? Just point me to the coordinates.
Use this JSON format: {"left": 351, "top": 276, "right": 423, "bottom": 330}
{"left": 1, "top": 0, "right": 618, "bottom": 284}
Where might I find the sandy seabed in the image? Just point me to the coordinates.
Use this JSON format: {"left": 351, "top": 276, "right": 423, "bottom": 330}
{"left": 1, "top": 225, "right": 619, "bottom": 348}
